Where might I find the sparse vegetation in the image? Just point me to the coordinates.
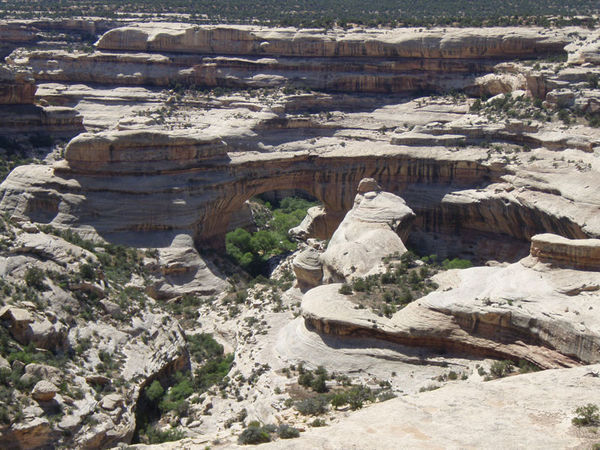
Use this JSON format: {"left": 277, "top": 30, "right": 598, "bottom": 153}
{"left": 1, "top": 0, "right": 596, "bottom": 29}
{"left": 572, "top": 404, "right": 600, "bottom": 427}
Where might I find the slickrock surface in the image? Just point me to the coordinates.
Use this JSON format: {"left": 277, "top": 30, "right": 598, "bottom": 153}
{"left": 303, "top": 247, "right": 600, "bottom": 368}
{"left": 64, "top": 129, "right": 228, "bottom": 173}
{"left": 0, "top": 64, "right": 82, "bottom": 136}
{"left": 260, "top": 364, "right": 600, "bottom": 450}
{"left": 8, "top": 24, "right": 573, "bottom": 94}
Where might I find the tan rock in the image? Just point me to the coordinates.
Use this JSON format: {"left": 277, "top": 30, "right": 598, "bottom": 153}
{"left": 31, "top": 380, "right": 58, "bottom": 402}
{"left": 292, "top": 247, "right": 323, "bottom": 291}
{"left": 97, "top": 24, "right": 567, "bottom": 60}
{"left": 65, "top": 129, "right": 228, "bottom": 174}
{"left": 0, "top": 64, "right": 36, "bottom": 105}
{"left": 356, "top": 177, "right": 381, "bottom": 194}
{"left": 23, "top": 363, "right": 62, "bottom": 385}
{"left": 321, "top": 183, "right": 415, "bottom": 282}
{"left": 263, "top": 364, "right": 600, "bottom": 449}
{"left": 531, "top": 233, "right": 600, "bottom": 271}
{"left": 100, "top": 393, "right": 124, "bottom": 411}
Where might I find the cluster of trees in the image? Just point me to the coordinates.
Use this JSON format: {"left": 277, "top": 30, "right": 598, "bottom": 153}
{"left": 226, "top": 196, "right": 316, "bottom": 276}
{"left": 0, "top": 0, "right": 597, "bottom": 28}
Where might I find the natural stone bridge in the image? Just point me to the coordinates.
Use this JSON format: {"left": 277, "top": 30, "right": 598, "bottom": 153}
{"left": 0, "top": 130, "right": 590, "bottom": 258}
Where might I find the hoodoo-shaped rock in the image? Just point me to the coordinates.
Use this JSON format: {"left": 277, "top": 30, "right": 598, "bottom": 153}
{"left": 530, "top": 233, "right": 600, "bottom": 271}
{"left": 293, "top": 245, "right": 323, "bottom": 291}
{"left": 321, "top": 179, "right": 415, "bottom": 282}
{"left": 64, "top": 130, "right": 229, "bottom": 174}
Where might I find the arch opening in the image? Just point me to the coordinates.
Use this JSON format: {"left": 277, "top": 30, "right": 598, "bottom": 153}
{"left": 222, "top": 189, "right": 322, "bottom": 277}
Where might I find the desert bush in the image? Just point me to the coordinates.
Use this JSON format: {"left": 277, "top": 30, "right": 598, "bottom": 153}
{"left": 25, "top": 267, "right": 46, "bottom": 290}
{"left": 572, "top": 404, "right": 600, "bottom": 427}
{"left": 278, "top": 424, "right": 300, "bottom": 439}
{"left": 295, "top": 396, "right": 329, "bottom": 415}
{"left": 338, "top": 283, "right": 353, "bottom": 295}
{"left": 238, "top": 423, "right": 272, "bottom": 445}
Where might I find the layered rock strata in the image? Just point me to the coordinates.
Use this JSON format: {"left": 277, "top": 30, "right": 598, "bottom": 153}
{"left": 0, "top": 64, "right": 83, "bottom": 136}
{"left": 531, "top": 233, "right": 600, "bottom": 271}
{"left": 302, "top": 236, "right": 600, "bottom": 369}
{"left": 8, "top": 24, "right": 570, "bottom": 94}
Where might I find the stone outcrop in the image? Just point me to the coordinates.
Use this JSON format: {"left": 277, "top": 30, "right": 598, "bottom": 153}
{"left": 31, "top": 380, "right": 58, "bottom": 402}
{"left": 64, "top": 129, "right": 229, "bottom": 174}
{"left": 320, "top": 178, "right": 415, "bottom": 282}
{"left": 8, "top": 24, "right": 570, "bottom": 94}
{"left": 531, "top": 233, "right": 600, "bottom": 271}
{"left": 292, "top": 245, "right": 323, "bottom": 291}
{"left": 303, "top": 236, "right": 600, "bottom": 369}
{"left": 0, "top": 128, "right": 507, "bottom": 250}
{"left": 0, "top": 306, "right": 68, "bottom": 351}
{"left": 0, "top": 65, "right": 36, "bottom": 104}
{"left": 145, "top": 233, "right": 227, "bottom": 299}
{"left": 0, "top": 64, "right": 83, "bottom": 136}
{"left": 0, "top": 21, "right": 38, "bottom": 45}
{"left": 289, "top": 206, "right": 338, "bottom": 241}
{"left": 97, "top": 24, "right": 567, "bottom": 59}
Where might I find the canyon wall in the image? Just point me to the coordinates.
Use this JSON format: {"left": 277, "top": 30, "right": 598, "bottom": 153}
{"left": 6, "top": 24, "right": 570, "bottom": 94}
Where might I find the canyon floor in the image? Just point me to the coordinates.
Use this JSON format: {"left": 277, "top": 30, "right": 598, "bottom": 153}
{"left": 0, "top": 18, "right": 599, "bottom": 449}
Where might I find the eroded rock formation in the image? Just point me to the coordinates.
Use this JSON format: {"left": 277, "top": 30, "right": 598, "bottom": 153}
{"left": 7, "top": 24, "right": 571, "bottom": 94}
{"left": 320, "top": 178, "right": 415, "bottom": 282}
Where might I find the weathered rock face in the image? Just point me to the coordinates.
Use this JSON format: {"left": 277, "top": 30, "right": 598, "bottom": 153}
{"left": 64, "top": 129, "right": 229, "bottom": 174}
{"left": 292, "top": 245, "right": 323, "bottom": 291}
{"left": 0, "top": 306, "right": 68, "bottom": 351}
{"left": 289, "top": 206, "right": 339, "bottom": 241}
{"left": 0, "top": 64, "right": 83, "bottom": 136}
{"left": 0, "top": 129, "right": 505, "bottom": 250}
{"left": 145, "top": 233, "right": 227, "bottom": 299}
{"left": 0, "top": 21, "right": 38, "bottom": 45}
{"left": 0, "top": 65, "right": 36, "bottom": 105}
{"left": 8, "top": 24, "right": 570, "bottom": 94}
{"left": 320, "top": 179, "right": 415, "bottom": 282}
{"left": 97, "top": 24, "right": 567, "bottom": 59}
{"left": 531, "top": 233, "right": 600, "bottom": 271}
{"left": 303, "top": 235, "right": 600, "bottom": 369}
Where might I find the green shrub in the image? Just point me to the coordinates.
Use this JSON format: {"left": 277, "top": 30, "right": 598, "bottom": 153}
{"left": 238, "top": 424, "right": 272, "bottom": 445}
{"left": 310, "top": 418, "right": 327, "bottom": 427}
{"left": 572, "top": 404, "right": 600, "bottom": 427}
{"left": 145, "top": 425, "right": 185, "bottom": 444}
{"left": 488, "top": 360, "right": 514, "bottom": 379}
{"left": 277, "top": 424, "right": 300, "bottom": 439}
{"left": 311, "top": 374, "right": 328, "bottom": 393}
{"left": 187, "top": 333, "right": 224, "bottom": 363}
{"left": 25, "top": 267, "right": 46, "bottom": 290}
{"left": 295, "top": 396, "right": 329, "bottom": 416}
{"left": 194, "top": 354, "right": 234, "bottom": 392}
{"left": 298, "top": 371, "right": 314, "bottom": 388}
{"left": 338, "top": 283, "right": 353, "bottom": 295}
{"left": 442, "top": 258, "right": 473, "bottom": 270}
{"left": 145, "top": 380, "right": 164, "bottom": 403}
{"left": 79, "top": 263, "right": 96, "bottom": 281}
